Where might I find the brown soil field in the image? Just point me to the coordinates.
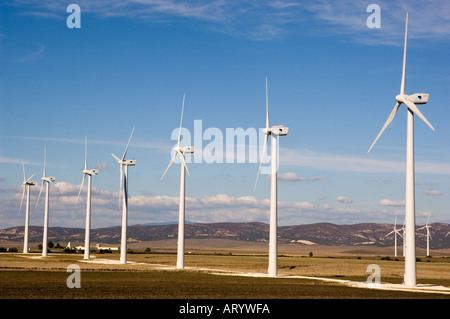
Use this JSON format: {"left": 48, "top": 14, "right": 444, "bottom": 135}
{"left": 1, "top": 239, "right": 450, "bottom": 302}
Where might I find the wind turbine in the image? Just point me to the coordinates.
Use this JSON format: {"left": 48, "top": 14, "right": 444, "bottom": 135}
{"left": 35, "top": 148, "right": 56, "bottom": 257}
{"left": 368, "top": 13, "right": 435, "bottom": 287}
{"left": 19, "top": 162, "right": 36, "bottom": 254}
{"left": 161, "top": 94, "right": 194, "bottom": 270}
{"left": 254, "top": 77, "right": 288, "bottom": 277}
{"left": 385, "top": 216, "right": 402, "bottom": 257}
{"left": 76, "top": 137, "right": 99, "bottom": 260}
{"left": 401, "top": 220, "right": 406, "bottom": 257}
{"left": 111, "top": 127, "right": 136, "bottom": 264}
{"left": 418, "top": 213, "right": 432, "bottom": 257}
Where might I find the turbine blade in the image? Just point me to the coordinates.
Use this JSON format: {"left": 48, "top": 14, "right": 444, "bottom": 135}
{"left": 122, "top": 126, "right": 135, "bottom": 161}
{"left": 19, "top": 185, "right": 25, "bottom": 215}
{"left": 26, "top": 173, "right": 35, "bottom": 183}
{"left": 403, "top": 100, "right": 435, "bottom": 131}
{"left": 368, "top": 102, "right": 401, "bottom": 153}
{"left": 178, "top": 94, "right": 185, "bottom": 147}
{"left": 385, "top": 230, "right": 394, "bottom": 237}
{"left": 111, "top": 153, "right": 120, "bottom": 162}
{"left": 179, "top": 151, "right": 190, "bottom": 177}
{"left": 426, "top": 213, "right": 431, "bottom": 226}
{"left": 265, "top": 77, "right": 269, "bottom": 129}
{"left": 161, "top": 152, "right": 177, "bottom": 180}
{"left": 400, "top": 12, "right": 408, "bottom": 95}
{"left": 254, "top": 133, "right": 269, "bottom": 190}
{"left": 22, "top": 162, "right": 26, "bottom": 182}
{"left": 35, "top": 181, "right": 44, "bottom": 208}
{"left": 75, "top": 174, "right": 86, "bottom": 206}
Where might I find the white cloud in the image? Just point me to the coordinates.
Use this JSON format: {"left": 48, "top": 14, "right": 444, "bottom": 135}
{"left": 337, "top": 196, "right": 353, "bottom": 204}
{"left": 95, "top": 162, "right": 110, "bottom": 171}
{"left": 378, "top": 198, "right": 405, "bottom": 207}
{"left": 277, "top": 172, "right": 302, "bottom": 181}
{"left": 276, "top": 172, "right": 325, "bottom": 182}
{"left": 424, "top": 187, "right": 442, "bottom": 196}
{"left": 3, "top": 181, "right": 387, "bottom": 228}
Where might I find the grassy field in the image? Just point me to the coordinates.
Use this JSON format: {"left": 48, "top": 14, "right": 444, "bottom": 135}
{"left": 1, "top": 242, "right": 450, "bottom": 301}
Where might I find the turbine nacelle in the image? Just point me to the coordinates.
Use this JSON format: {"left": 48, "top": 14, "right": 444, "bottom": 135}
{"left": 173, "top": 145, "right": 194, "bottom": 154}
{"left": 112, "top": 154, "right": 136, "bottom": 167}
{"left": 124, "top": 159, "right": 136, "bottom": 166}
{"left": 42, "top": 177, "right": 56, "bottom": 183}
{"left": 83, "top": 169, "right": 99, "bottom": 176}
{"left": 270, "top": 125, "right": 289, "bottom": 136}
{"left": 263, "top": 126, "right": 289, "bottom": 136}
{"left": 408, "top": 93, "right": 429, "bottom": 104}
{"left": 396, "top": 93, "right": 429, "bottom": 105}
{"left": 23, "top": 181, "right": 36, "bottom": 186}
{"left": 181, "top": 146, "right": 195, "bottom": 154}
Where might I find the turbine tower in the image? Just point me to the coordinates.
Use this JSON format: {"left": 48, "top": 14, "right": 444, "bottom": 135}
{"left": 76, "top": 137, "right": 99, "bottom": 260}
{"left": 19, "top": 162, "right": 36, "bottom": 254}
{"left": 112, "top": 127, "right": 136, "bottom": 264}
{"left": 385, "top": 216, "right": 402, "bottom": 257}
{"left": 418, "top": 213, "right": 432, "bottom": 257}
{"left": 368, "top": 13, "right": 435, "bottom": 287}
{"left": 161, "top": 94, "right": 194, "bottom": 270}
{"left": 35, "top": 148, "right": 56, "bottom": 257}
{"left": 255, "top": 77, "right": 288, "bottom": 277}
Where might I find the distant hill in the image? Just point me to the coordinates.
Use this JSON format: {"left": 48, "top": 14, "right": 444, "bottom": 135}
{"left": 1, "top": 222, "right": 449, "bottom": 249}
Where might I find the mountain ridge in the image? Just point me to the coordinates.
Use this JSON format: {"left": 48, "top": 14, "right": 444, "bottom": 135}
{"left": 1, "top": 222, "right": 450, "bottom": 249}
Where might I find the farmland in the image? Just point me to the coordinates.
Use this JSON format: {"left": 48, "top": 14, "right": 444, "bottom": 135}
{"left": 1, "top": 239, "right": 450, "bottom": 301}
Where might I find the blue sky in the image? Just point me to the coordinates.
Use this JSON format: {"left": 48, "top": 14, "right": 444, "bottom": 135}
{"left": 1, "top": 0, "right": 449, "bottom": 229}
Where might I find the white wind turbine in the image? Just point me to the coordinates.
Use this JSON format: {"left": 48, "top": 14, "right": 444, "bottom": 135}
{"left": 401, "top": 220, "right": 406, "bottom": 257}
{"left": 111, "top": 127, "right": 136, "bottom": 264}
{"left": 35, "top": 148, "right": 56, "bottom": 257}
{"left": 76, "top": 137, "right": 99, "bottom": 260}
{"left": 19, "top": 162, "right": 36, "bottom": 254}
{"left": 368, "top": 13, "right": 435, "bottom": 287}
{"left": 255, "top": 77, "right": 288, "bottom": 277}
{"left": 385, "top": 216, "right": 402, "bottom": 257}
{"left": 161, "top": 94, "right": 194, "bottom": 270}
{"left": 418, "top": 213, "right": 432, "bottom": 257}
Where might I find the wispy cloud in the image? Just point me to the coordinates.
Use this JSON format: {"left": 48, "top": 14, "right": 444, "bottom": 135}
{"left": 281, "top": 148, "right": 450, "bottom": 175}
{"left": 424, "top": 187, "right": 442, "bottom": 196}
{"left": 276, "top": 172, "right": 325, "bottom": 182}
{"left": 14, "top": 44, "right": 45, "bottom": 62}
{"left": 378, "top": 198, "right": 405, "bottom": 207}
{"left": 2, "top": 135, "right": 172, "bottom": 153}
{"left": 8, "top": 0, "right": 449, "bottom": 43}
